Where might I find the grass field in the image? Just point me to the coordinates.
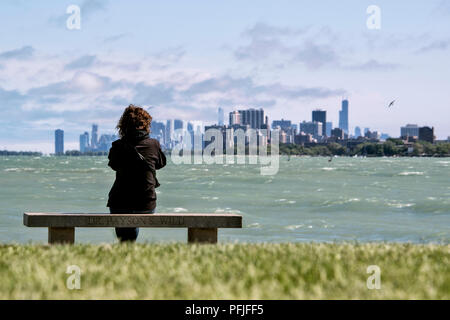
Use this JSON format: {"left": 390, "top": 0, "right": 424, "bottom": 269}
{"left": 0, "top": 242, "right": 448, "bottom": 299}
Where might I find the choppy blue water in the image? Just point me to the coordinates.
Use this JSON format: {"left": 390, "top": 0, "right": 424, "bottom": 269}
{"left": 0, "top": 156, "right": 449, "bottom": 244}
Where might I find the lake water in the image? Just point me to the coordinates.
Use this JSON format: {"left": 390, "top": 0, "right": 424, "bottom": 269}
{"left": 0, "top": 156, "right": 449, "bottom": 244}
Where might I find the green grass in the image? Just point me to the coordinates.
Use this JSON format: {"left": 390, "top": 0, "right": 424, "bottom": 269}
{"left": 0, "top": 243, "right": 448, "bottom": 299}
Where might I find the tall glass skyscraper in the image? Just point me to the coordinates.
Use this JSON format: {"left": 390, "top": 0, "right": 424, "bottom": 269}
{"left": 339, "top": 99, "right": 349, "bottom": 134}
{"left": 55, "top": 129, "right": 64, "bottom": 155}
{"left": 165, "top": 119, "right": 173, "bottom": 144}
{"left": 91, "top": 124, "right": 98, "bottom": 149}
{"left": 238, "top": 108, "right": 265, "bottom": 129}
{"left": 174, "top": 119, "right": 183, "bottom": 131}
{"left": 79, "top": 131, "right": 89, "bottom": 152}
{"left": 218, "top": 107, "right": 224, "bottom": 126}
{"left": 312, "top": 109, "right": 326, "bottom": 136}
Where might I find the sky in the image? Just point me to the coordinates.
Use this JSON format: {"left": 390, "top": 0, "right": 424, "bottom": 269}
{"left": 0, "top": 0, "right": 449, "bottom": 154}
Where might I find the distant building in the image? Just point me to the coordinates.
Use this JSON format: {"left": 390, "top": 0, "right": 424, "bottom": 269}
{"left": 331, "top": 127, "right": 345, "bottom": 140}
{"left": 97, "top": 134, "right": 118, "bottom": 152}
{"left": 294, "top": 133, "right": 314, "bottom": 145}
{"left": 292, "top": 124, "right": 298, "bottom": 132}
{"left": 418, "top": 126, "right": 435, "bottom": 144}
{"left": 326, "top": 122, "right": 333, "bottom": 137}
{"left": 187, "top": 122, "right": 194, "bottom": 133}
{"left": 238, "top": 108, "right": 265, "bottom": 129}
{"left": 204, "top": 124, "right": 227, "bottom": 150}
{"left": 355, "top": 126, "right": 362, "bottom": 138}
{"left": 151, "top": 121, "right": 166, "bottom": 145}
{"left": 174, "top": 119, "right": 183, "bottom": 131}
{"left": 380, "top": 133, "right": 390, "bottom": 141}
{"left": 401, "top": 124, "right": 419, "bottom": 138}
{"left": 365, "top": 130, "right": 380, "bottom": 140}
{"left": 218, "top": 107, "right": 224, "bottom": 126}
{"left": 273, "top": 122, "right": 295, "bottom": 144}
{"left": 91, "top": 124, "right": 98, "bottom": 149}
{"left": 55, "top": 129, "right": 64, "bottom": 155}
{"left": 364, "top": 127, "right": 370, "bottom": 135}
{"left": 272, "top": 119, "right": 292, "bottom": 130}
{"left": 79, "top": 132, "right": 90, "bottom": 152}
{"left": 312, "top": 109, "right": 326, "bottom": 136}
{"left": 165, "top": 120, "right": 173, "bottom": 146}
{"left": 229, "top": 111, "right": 241, "bottom": 126}
{"left": 300, "top": 121, "right": 322, "bottom": 139}
{"left": 339, "top": 99, "right": 349, "bottom": 134}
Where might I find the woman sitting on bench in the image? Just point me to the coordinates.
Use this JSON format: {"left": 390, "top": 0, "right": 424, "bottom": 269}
{"left": 107, "top": 104, "right": 167, "bottom": 242}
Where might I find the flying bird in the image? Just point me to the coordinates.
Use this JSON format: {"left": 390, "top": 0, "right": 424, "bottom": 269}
{"left": 388, "top": 100, "right": 396, "bottom": 108}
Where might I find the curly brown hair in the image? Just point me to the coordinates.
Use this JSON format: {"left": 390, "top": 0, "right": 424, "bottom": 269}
{"left": 116, "top": 104, "right": 152, "bottom": 138}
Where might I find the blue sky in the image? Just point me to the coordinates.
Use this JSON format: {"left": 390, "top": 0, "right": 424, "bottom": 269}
{"left": 0, "top": 0, "right": 449, "bottom": 153}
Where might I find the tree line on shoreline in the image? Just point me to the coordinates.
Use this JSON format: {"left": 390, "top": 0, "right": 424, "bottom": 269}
{"left": 2, "top": 140, "right": 450, "bottom": 157}
{"left": 279, "top": 139, "right": 450, "bottom": 157}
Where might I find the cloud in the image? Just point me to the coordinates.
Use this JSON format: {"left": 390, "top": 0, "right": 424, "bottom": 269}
{"left": 433, "top": 1, "right": 450, "bottom": 16}
{"left": 235, "top": 38, "right": 285, "bottom": 60}
{"left": 234, "top": 22, "right": 342, "bottom": 70}
{"left": 0, "top": 46, "right": 34, "bottom": 60}
{"left": 234, "top": 22, "right": 307, "bottom": 61}
{"left": 416, "top": 39, "right": 450, "bottom": 54}
{"left": 0, "top": 87, "right": 27, "bottom": 107}
{"left": 152, "top": 46, "right": 186, "bottom": 63}
{"left": 103, "top": 33, "right": 129, "bottom": 43}
{"left": 345, "top": 59, "right": 399, "bottom": 71}
{"left": 183, "top": 75, "right": 345, "bottom": 101}
{"left": 292, "top": 41, "right": 339, "bottom": 69}
{"left": 132, "top": 82, "right": 175, "bottom": 105}
{"left": 65, "top": 55, "right": 97, "bottom": 69}
{"left": 81, "top": 0, "right": 108, "bottom": 18}
{"left": 27, "top": 71, "right": 120, "bottom": 99}
{"left": 242, "top": 22, "right": 307, "bottom": 40}
{"left": 234, "top": 22, "right": 403, "bottom": 72}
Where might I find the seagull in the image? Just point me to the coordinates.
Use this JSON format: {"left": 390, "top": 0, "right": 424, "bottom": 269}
{"left": 388, "top": 100, "right": 395, "bottom": 108}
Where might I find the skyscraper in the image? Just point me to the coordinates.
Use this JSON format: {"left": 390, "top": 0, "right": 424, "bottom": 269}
{"left": 418, "top": 126, "right": 435, "bottom": 143}
{"left": 229, "top": 111, "right": 241, "bottom": 126}
{"left": 312, "top": 109, "right": 326, "bottom": 136}
{"left": 339, "top": 99, "right": 349, "bottom": 134}
{"left": 218, "top": 107, "right": 224, "bottom": 126}
{"left": 400, "top": 124, "right": 419, "bottom": 138}
{"left": 150, "top": 121, "right": 166, "bottom": 145}
{"left": 238, "top": 108, "right": 265, "bottom": 129}
{"left": 355, "top": 126, "right": 362, "bottom": 138}
{"left": 91, "top": 124, "right": 98, "bottom": 149}
{"left": 55, "top": 129, "right": 64, "bottom": 155}
{"left": 165, "top": 119, "right": 173, "bottom": 144}
{"left": 326, "top": 122, "right": 333, "bottom": 137}
{"left": 79, "top": 131, "right": 89, "bottom": 152}
{"left": 272, "top": 119, "right": 292, "bottom": 130}
{"left": 174, "top": 119, "right": 183, "bottom": 131}
{"left": 300, "top": 121, "right": 323, "bottom": 139}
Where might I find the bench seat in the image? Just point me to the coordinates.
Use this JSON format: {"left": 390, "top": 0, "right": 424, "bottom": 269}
{"left": 23, "top": 212, "right": 242, "bottom": 244}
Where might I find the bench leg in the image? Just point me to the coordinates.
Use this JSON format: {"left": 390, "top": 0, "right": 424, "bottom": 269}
{"left": 188, "top": 228, "right": 217, "bottom": 244}
{"left": 48, "top": 227, "right": 75, "bottom": 244}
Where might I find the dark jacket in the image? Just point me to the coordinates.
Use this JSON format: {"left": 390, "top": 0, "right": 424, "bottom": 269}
{"left": 107, "top": 131, "right": 166, "bottom": 210}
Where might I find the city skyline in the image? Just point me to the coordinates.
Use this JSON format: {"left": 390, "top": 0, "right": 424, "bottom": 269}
{"left": 45, "top": 102, "right": 443, "bottom": 155}
{"left": 1, "top": 1, "right": 450, "bottom": 153}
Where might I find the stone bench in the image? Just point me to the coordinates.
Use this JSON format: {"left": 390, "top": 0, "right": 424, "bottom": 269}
{"left": 23, "top": 212, "right": 242, "bottom": 244}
